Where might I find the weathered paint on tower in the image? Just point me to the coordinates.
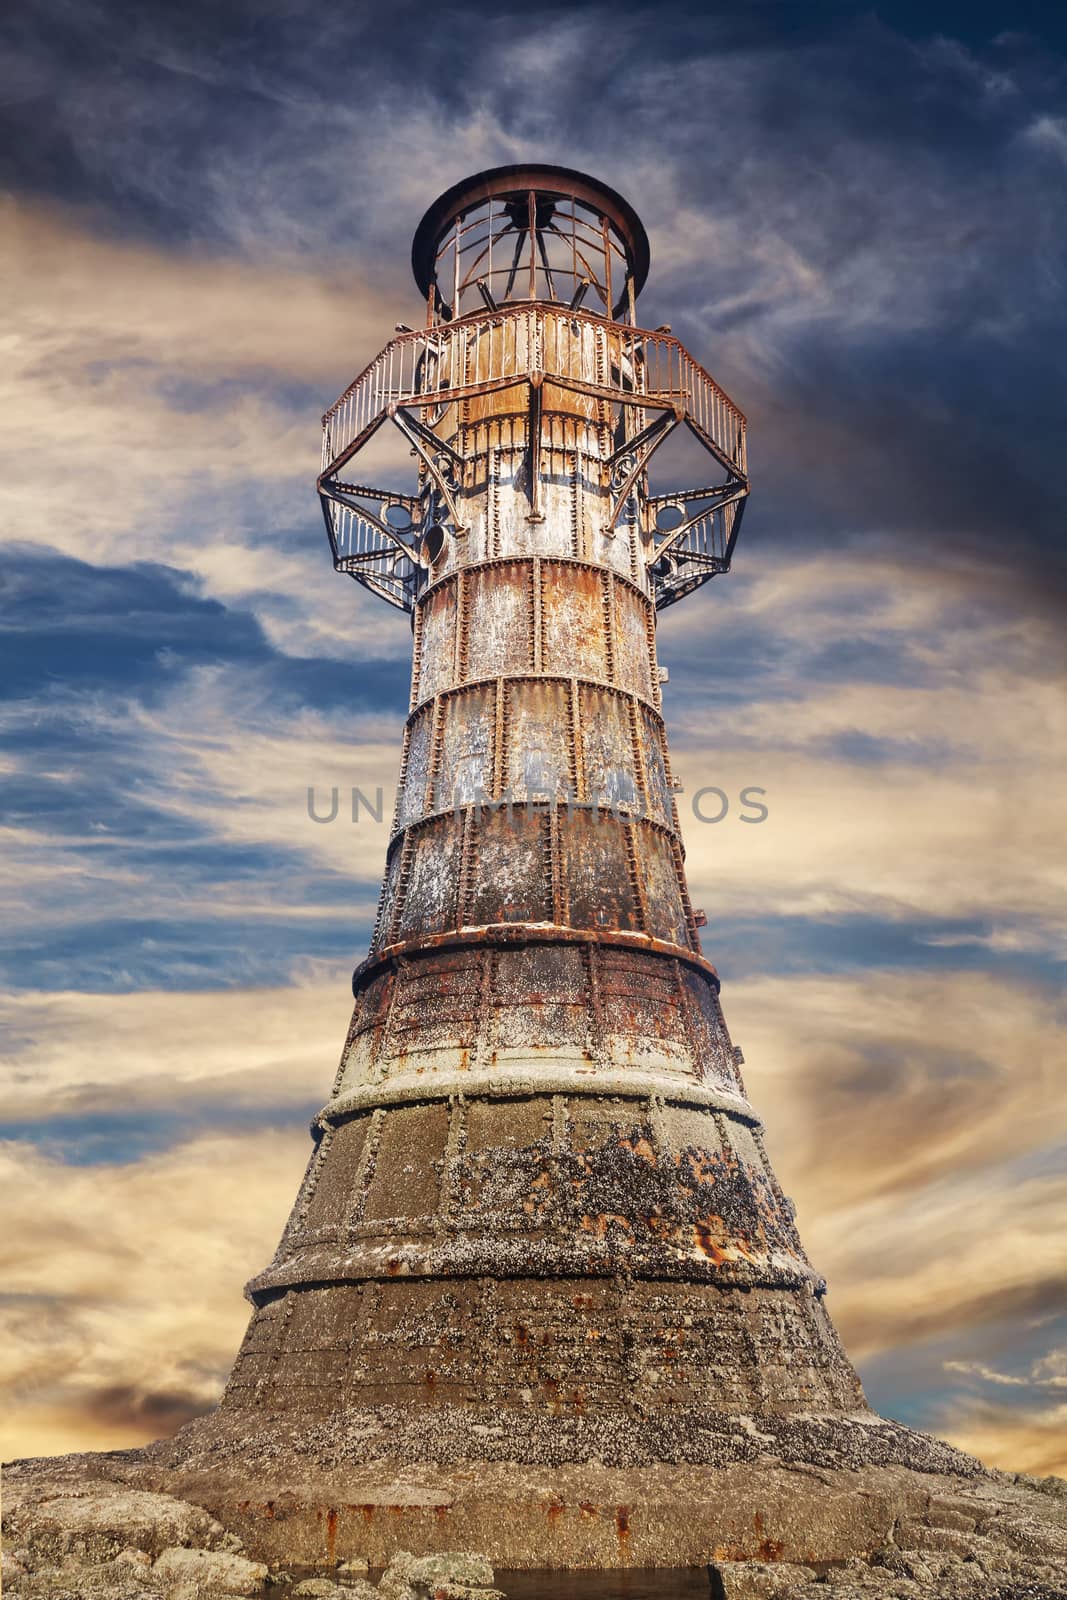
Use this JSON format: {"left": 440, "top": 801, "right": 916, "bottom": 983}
{"left": 220, "top": 166, "right": 866, "bottom": 1463}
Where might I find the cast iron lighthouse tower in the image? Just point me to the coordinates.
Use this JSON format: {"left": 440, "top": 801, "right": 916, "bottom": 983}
{"left": 220, "top": 165, "right": 866, "bottom": 1462}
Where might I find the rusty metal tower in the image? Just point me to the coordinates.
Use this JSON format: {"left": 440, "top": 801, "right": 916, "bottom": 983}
{"left": 220, "top": 165, "right": 866, "bottom": 1463}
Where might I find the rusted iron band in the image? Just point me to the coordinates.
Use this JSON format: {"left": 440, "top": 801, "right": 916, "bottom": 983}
{"left": 317, "top": 1074, "right": 760, "bottom": 1131}
{"left": 353, "top": 925, "right": 720, "bottom": 996}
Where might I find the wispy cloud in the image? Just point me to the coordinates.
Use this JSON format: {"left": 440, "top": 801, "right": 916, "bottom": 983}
{"left": 663, "top": 552, "right": 1067, "bottom": 958}
{"left": 945, "top": 1352, "right": 1067, "bottom": 1390}
{"left": 0, "top": 1130, "right": 307, "bottom": 1459}
{"left": 730, "top": 966, "right": 1067, "bottom": 1472}
{"left": 0, "top": 966, "right": 350, "bottom": 1130}
{"left": 1021, "top": 113, "right": 1067, "bottom": 163}
{"left": 934, "top": 1396, "right": 1067, "bottom": 1479}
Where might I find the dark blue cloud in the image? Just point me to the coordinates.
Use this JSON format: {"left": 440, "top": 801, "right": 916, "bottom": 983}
{"left": 820, "top": 729, "right": 960, "bottom": 765}
{"left": 0, "top": 547, "right": 403, "bottom": 993}
{"left": 0, "top": 909, "right": 376, "bottom": 993}
{"left": 705, "top": 912, "right": 1066, "bottom": 987}
{"left": 0, "top": 544, "right": 408, "bottom": 713}
{"left": 738, "top": 329, "right": 1067, "bottom": 562}
{"left": 0, "top": 1100, "right": 321, "bottom": 1167}
{"left": 861, "top": 1306, "right": 1067, "bottom": 1432}
{"left": 0, "top": 548, "right": 259, "bottom": 698}
{"left": 4, "top": 0, "right": 1064, "bottom": 242}
{"left": 5, "top": 0, "right": 1066, "bottom": 600}
{"left": 0, "top": 772, "right": 206, "bottom": 841}
{"left": 660, "top": 610, "right": 941, "bottom": 720}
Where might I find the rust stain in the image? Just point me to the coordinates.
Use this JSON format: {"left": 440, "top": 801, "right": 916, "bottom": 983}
{"left": 369, "top": 921, "right": 721, "bottom": 976}
{"left": 713, "top": 1545, "right": 746, "bottom": 1562}
{"left": 325, "top": 1507, "right": 338, "bottom": 1565}
{"left": 580, "top": 1211, "right": 634, "bottom": 1239}
{"left": 750, "top": 1511, "right": 785, "bottom": 1560}
{"left": 619, "top": 1134, "right": 656, "bottom": 1165}
{"left": 692, "top": 1220, "right": 732, "bottom": 1264}
{"left": 616, "top": 1505, "right": 630, "bottom": 1541}
{"left": 713, "top": 1534, "right": 786, "bottom": 1564}
{"left": 684, "top": 1149, "right": 718, "bottom": 1183}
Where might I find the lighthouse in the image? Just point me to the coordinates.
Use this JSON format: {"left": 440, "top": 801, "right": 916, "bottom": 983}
{"left": 218, "top": 165, "right": 867, "bottom": 1463}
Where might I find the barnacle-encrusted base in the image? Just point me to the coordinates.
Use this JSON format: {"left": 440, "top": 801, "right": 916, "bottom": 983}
{"left": 209, "top": 931, "right": 871, "bottom": 1460}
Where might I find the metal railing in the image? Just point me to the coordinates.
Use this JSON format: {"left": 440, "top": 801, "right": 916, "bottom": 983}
{"left": 321, "top": 304, "right": 746, "bottom": 479}
{"left": 318, "top": 304, "right": 749, "bottom": 613}
{"left": 651, "top": 496, "right": 747, "bottom": 610}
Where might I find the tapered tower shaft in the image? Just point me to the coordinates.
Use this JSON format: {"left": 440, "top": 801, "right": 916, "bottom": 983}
{"left": 220, "top": 167, "right": 865, "bottom": 1462}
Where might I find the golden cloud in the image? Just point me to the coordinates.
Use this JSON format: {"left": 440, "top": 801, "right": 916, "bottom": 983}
{"left": 0, "top": 967, "right": 353, "bottom": 1123}
{"left": 0, "top": 195, "right": 418, "bottom": 658}
{"left": 4, "top": 195, "right": 400, "bottom": 387}
{"left": 0, "top": 1131, "right": 307, "bottom": 1462}
{"left": 728, "top": 967, "right": 1066, "bottom": 1246}
{"left": 936, "top": 1397, "right": 1067, "bottom": 1479}
{"left": 0, "top": 962, "right": 1062, "bottom": 1473}
{"left": 726, "top": 967, "right": 1067, "bottom": 1474}
{"left": 661, "top": 551, "right": 1067, "bottom": 937}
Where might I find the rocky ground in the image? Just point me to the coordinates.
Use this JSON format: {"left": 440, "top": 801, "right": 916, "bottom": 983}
{"left": 0, "top": 1486, "right": 504, "bottom": 1600}
{"left": 704, "top": 1469, "right": 1067, "bottom": 1598}
{"left": 2, "top": 1457, "right": 1065, "bottom": 1599}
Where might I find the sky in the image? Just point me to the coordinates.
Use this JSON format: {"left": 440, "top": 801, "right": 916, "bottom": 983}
{"left": 1, "top": 0, "right": 1065, "bottom": 1475}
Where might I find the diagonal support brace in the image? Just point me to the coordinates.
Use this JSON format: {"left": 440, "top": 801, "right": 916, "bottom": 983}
{"left": 603, "top": 407, "right": 683, "bottom": 536}
{"left": 389, "top": 405, "right": 467, "bottom": 536}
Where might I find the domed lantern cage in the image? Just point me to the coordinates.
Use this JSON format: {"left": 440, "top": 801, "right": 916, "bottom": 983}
{"left": 411, "top": 164, "right": 650, "bottom": 324}
{"left": 317, "top": 164, "right": 749, "bottom": 613}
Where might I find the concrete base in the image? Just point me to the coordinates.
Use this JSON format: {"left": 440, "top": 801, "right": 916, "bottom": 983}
{"left": 145, "top": 1459, "right": 976, "bottom": 1569}
{"left": 5, "top": 1445, "right": 1066, "bottom": 1574}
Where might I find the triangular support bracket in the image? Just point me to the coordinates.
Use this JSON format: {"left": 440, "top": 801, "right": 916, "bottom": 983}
{"left": 389, "top": 406, "right": 467, "bottom": 539}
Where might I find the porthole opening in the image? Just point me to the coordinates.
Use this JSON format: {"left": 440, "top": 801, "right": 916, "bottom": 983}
{"left": 420, "top": 524, "right": 446, "bottom": 568}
